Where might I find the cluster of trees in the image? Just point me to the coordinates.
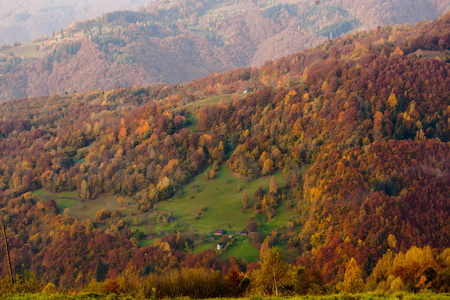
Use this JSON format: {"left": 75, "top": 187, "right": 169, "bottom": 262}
{"left": 0, "top": 87, "right": 227, "bottom": 212}
{"left": 295, "top": 3, "right": 359, "bottom": 39}
{"left": 296, "top": 139, "right": 449, "bottom": 283}
{"left": 0, "top": 192, "right": 229, "bottom": 290}
{"left": 0, "top": 12, "right": 449, "bottom": 295}
{"left": 365, "top": 246, "right": 450, "bottom": 293}
{"left": 1, "top": 245, "right": 448, "bottom": 297}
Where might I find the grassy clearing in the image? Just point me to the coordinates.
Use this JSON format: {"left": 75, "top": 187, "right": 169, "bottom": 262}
{"left": 32, "top": 190, "right": 139, "bottom": 221}
{"left": 181, "top": 94, "right": 244, "bottom": 132}
{"left": 185, "top": 112, "right": 198, "bottom": 132}
{"left": 153, "top": 164, "right": 300, "bottom": 257}
{"left": 32, "top": 190, "right": 79, "bottom": 213}
{"left": 32, "top": 162, "right": 308, "bottom": 261}
{"left": 414, "top": 49, "right": 449, "bottom": 61}
{"left": 73, "top": 158, "right": 86, "bottom": 165}
{"left": 154, "top": 165, "right": 289, "bottom": 236}
{"left": 193, "top": 241, "right": 215, "bottom": 254}
{"left": 222, "top": 237, "right": 260, "bottom": 262}
{"left": 138, "top": 238, "right": 154, "bottom": 248}
{"left": 258, "top": 201, "right": 297, "bottom": 236}
{"left": 183, "top": 94, "right": 244, "bottom": 113}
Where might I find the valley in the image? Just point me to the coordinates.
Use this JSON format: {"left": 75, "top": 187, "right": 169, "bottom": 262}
{"left": 0, "top": 8, "right": 449, "bottom": 299}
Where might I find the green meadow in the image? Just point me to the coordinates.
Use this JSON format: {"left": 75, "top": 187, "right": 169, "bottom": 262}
{"left": 32, "top": 190, "right": 139, "bottom": 221}
{"left": 154, "top": 165, "right": 291, "bottom": 234}
{"left": 33, "top": 162, "right": 306, "bottom": 261}
{"left": 183, "top": 94, "right": 245, "bottom": 112}
{"left": 152, "top": 165, "right": 300, "bottom": 259}
{"left": 181, "top": 93, "right": 245, "bottom": 132}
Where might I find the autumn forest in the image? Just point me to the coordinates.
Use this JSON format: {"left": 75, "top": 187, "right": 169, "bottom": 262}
{"left": 0, "top": 9, "right": 449, "bottom": 299}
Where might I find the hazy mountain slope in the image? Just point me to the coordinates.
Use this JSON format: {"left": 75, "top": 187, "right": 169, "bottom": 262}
{"left": 0, "top": 0, "right": 149, "bottom": 44}
{"left": 0, "top": 0, "right": 448, "bottom": 102}
{"left": 333, "top": 0, "right": 449, "bottom": 28}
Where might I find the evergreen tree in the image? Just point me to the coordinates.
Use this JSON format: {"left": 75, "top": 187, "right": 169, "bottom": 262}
{"left": 95, "top": 258, "right": 107, "bottom": 282}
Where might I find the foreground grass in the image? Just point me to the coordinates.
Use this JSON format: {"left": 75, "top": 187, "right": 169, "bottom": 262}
{"left": 4, "top": 292, "right": 450, "bottom": 299}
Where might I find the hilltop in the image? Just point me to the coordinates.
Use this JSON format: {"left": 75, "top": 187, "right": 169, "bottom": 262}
{"left": 0, "top": 0, "right": 449, "bottom": 102}
{"left": 0, "top": 0, "right": 149, "bottom": 44}
{"left": 0, "top": 11, "right": 449, "bottom": 296}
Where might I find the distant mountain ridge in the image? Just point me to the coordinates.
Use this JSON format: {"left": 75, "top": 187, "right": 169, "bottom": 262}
{"left": 0, "top": 0, "right": 149, "bottom": 44}
{"left": 0, "top": 0, "right": 448, "bottom": 102}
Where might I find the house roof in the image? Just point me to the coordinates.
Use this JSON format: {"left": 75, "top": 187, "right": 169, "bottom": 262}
{"left": 214, "top": 228, "right": 225, "bottom": 234}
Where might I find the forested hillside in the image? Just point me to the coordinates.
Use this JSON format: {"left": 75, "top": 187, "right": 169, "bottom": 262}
{"left": 0, "top": 0, "right": 448, "bottom": 102}
{"left": 0, "top": 0, "right": 149, "bottom": 44}
{"left": 0, "top": 12, "right": 449, "bottom": 297}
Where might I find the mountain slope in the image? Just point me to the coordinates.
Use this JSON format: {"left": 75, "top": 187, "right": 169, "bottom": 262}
{"left": 0, "top": 0, "right": 448, "bottom": 102}
{"left": 0, "top": 0, "right": 149, "bottom": 44}
{"left": 0, "top": 12, "right": 449, "bottom": 293}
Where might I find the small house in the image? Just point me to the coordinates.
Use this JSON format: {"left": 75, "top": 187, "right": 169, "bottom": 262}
{"left": 217, "top": 243, "right": 224, "bottom": 250}
{"left": 214, "top": 228, "right": 225, "bottom": 236}
{"left": 208, "top": 234, "right": 215, "bottom": 240}
{"left": 240, "top": 229, "right": 248, "bottom": 236}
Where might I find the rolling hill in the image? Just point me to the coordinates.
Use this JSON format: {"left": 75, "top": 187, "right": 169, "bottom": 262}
{"left": 0, "top": 0, "right": 448, "bottom": 102}
{"left": 0, "top": 0, "right": 149, "bottom": 44}
{"left": 0, "top": 12, "right": 449, "bottom": 294}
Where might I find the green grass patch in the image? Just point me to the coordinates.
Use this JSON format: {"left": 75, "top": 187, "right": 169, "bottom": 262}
{"left": 223, "top": 237, "right": 260, "bottom": 262}
{"left": 184, "top": 111, "right": 198, "bottom": 132}
{"left": 138, "top": 238, "right": 154, "bottom": 248}
{"left": 32, "top": 190, "right": 140, "bottom": 222}
{"left": 193, "top": 241, "right": 216, "bottom": 254}
{"left": 73, "top": 158, "right": 86, "bottom": 165}
{"left": 153, "top": 164, "right": 300, "bottom": 259}
{"left": 183, "top": 94, "right": 244, "bottom": 113}
{"left": 32, "top": 190, "right": 78, "bottom": 213}
{"left": 154, "top": 166, "right": 287, "bottom": 236}
{"left": 181, "top": 94, "right": 244, "bottom": 132}
{"left": 129, "top": 225, "right": 148, "bottom": 234}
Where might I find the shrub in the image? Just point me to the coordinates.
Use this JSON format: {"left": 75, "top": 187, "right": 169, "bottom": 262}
{"left": 141, "top": 268, "right": 230, "bottom": 299}
{"left": 0, "top": 272, "right": 41, "bottom": 296}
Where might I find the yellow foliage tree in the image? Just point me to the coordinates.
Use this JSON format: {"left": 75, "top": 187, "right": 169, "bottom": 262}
{"left": 252, "top": 248, "right": 291, "bottom": 296}
{"left": 262, "top": 158, "right": 274, "bottom": 176}
{"left": 387, "top": 234, "right": 397, "bottom": 249}
{"left": 117, "top": 196, "right": 126, "bottom": 207}
{"left": 341, "top": 258, "right": 364, "bottom": 293}
{"left": 387, "top": 92, "right": 398, "bottom": 111}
